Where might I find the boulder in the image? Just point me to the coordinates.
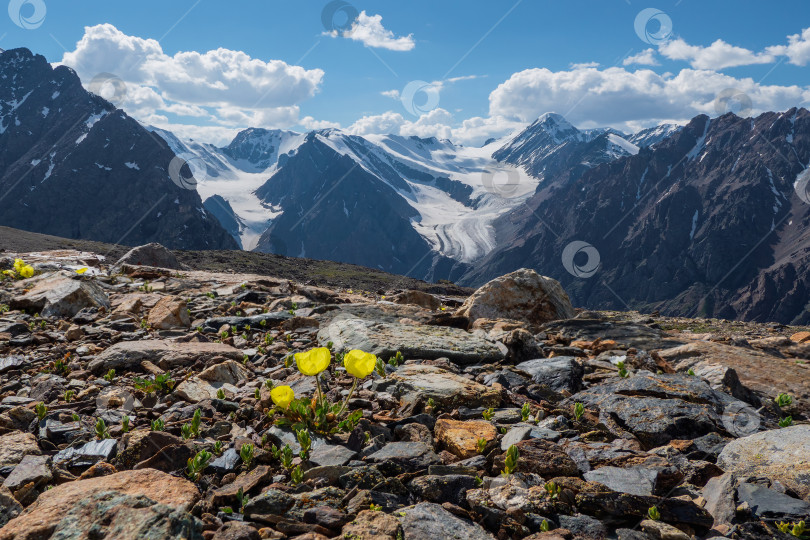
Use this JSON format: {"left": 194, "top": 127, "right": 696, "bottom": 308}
{"left": 113, "top": 243, "right": 183, "bottom": 271}
{"left": 10, "top": 272, "right": 110, "bottom": 318}
{"left": 377, "top": 364, "right": 501, "bottom": 412}
{"left": 515, "top": 357, "right": 584, "bottom": 393}
{"left": 393, "top": 290, "right": 442, "bottom": 310}
{"left": 88, "top": 339, "right": 243, "bottom": 374}
{"left": 147, "top": 296, "right": 190, "bottom": 329}
{"left": 434, "top": 419, "right": 497, "bottom": 459}
{"left": 341, "top": 508, "right": 401, "bottom": 540}
{"left": 0, "top": 432, "right": 41, "bottom": 470}
{"left": 0, "top": 469, "right": 200, "bottom": 540}
{"left": 455, "top": 268, "right": 574, "bottom": 327}
{"left": 564, "top": 374, "right": 737, "bottom": 448}
{"left": 2, "top": 454, "right": 52, "bottom": 491}
{"left": 318, "top": 315, "right": 504, "bottom": 365}
{"left": 717, "top": 425, "right": 810, "bottom": 501}
{"left": 396, "top": 502, "right": 494, "bottom": 540}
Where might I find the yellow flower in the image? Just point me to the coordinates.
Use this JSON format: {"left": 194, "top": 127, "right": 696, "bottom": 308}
{"left": 270, "top": 385, "right": 294, "bottom": 408}
{"left": 13, "top": 259, "right": 24, "bottom": 272}
{"left": 19, "top": 265, "right": 34, "bottom": 279}
{"left": 344, "top": 349, "right": 377, "bottom": 379}
{"left": 75, "top": 268, "right": 88, "bottom": 275}
{"left": 294, "top": 347, "right": 331, "bottom": 376}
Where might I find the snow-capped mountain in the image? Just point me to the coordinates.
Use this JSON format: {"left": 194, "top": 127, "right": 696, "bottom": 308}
{"left": 150, "top": 125, "right": 541, "bottom": 276}
{"left": 0, "top": 48, "right": 236, "bottom": 250}
{"left": 626, "top": 123, "right": 682, "bottom": 149}
{"left": 493, "top": 112, "right": 640, "bottom": 179}
{"left": 462, "top": 108, "right": 810, "bottom": 324}
{"left": 148, "top": 110, "right": 670, "bottom": 278}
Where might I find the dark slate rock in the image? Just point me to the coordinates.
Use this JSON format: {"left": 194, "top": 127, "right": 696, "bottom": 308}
{"left": 209, "top": 448, "right": 241, "bottom": 474}
{"left": 53, "top": 438, "right": 118, "bottom": 468}
{"left": 563, "top": 374, "right": 737, "bottom": 449}
{"left": 408, "top": 474, "right": 478, "bottom": 507}
{"left": 737, "top": 482, "right": 810, "bottom": 520}
{"left": 367, "top": 442, "right": 441, "bottom": 473}
{"left": 516, "top": 357, "right": 584, "bottom": 392}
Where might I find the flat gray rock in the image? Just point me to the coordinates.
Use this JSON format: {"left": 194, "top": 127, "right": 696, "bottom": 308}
{"left": 737, "top": 482, "right": 810, "bottom": 520}
{"left": 717, "top": 425, "right": 810, "bottom": 502}
{"left": 583, "top": 466, "right": 658, "bottom": 496}
{"left": 515, "top": 357, "right": 584, "bottom": 392}
{"left": 318, "top": 314, "right": 504, "bottom": 364}
{"left": 88, "top": 339, "right": 243, "bottom": 374}
{"left": 397, "top": 502, "right": 494, "bottom": 540}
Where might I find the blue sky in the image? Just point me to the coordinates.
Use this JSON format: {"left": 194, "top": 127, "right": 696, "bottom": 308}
{"left": 5, "top": 0, "right": 810, "bottom": 145}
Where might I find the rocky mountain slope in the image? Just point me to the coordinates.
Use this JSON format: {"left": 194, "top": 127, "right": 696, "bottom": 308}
{"left": 463, "top": 109, "right": 810, "bottom": 325}
{"left": 0, "top": 48, "right": 237, "bottom": 251}
{"left": 0, "top": 247, "right": 808, "bottom": 539}
{"left": 153, "top": 113, "right": 643, "bottom": 279}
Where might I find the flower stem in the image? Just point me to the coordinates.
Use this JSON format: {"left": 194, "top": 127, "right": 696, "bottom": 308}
{"left": 315, "top": 376, "right": 325, "bottom": 409}
{"left": 337, "top": 379, "right": 358, "bottom": 418}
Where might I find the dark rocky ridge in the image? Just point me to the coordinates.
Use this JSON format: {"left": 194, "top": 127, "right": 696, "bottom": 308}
{"left": 464, "top": 108, "right": 810, "bottom": 325}
{"left": 0, "top": 48, "right": 237, "bottom": 251}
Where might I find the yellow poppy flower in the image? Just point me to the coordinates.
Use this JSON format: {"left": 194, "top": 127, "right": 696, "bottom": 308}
{"left": 75, "top": 268, "right": 88, "bottom": 275}
{"left": 270, "top": 385, "right": 294, "bottom": 408}
{"left": 294, "top": 347, "right": 331, "bottom": 376}
{"left": 344, "top": 349, "right": 377, "bottom": 379}
{"left": 19, "top": 265, "right": 34, "bottom": 279}
{"left": 13, "top": 259, "right": 24, "bottom": 272}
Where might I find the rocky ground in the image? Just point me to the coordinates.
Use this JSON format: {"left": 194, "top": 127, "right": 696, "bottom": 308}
{"left": 0, "top": 243, "right": 809, "bottom": 540}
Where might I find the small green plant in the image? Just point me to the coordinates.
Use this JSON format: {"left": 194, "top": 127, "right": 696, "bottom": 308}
{"left": 779, "top": 416, "right": 794, "bottom": 428}
{"left": 240, "top": 443, "right": 255, "bottom": 469}
{"left": 216, "top": 388, "right": 226, "bottom": 400}
{"left": 574, "top": 402, "right": 585, "bottom": 421}
{"left": 369, "top": 503, "right": 382, "bottom": 512}
{"left": 375, "top": 356, "right": 387, "bottom": 378}
{"left": 687, "top": 368, "right": 696, "bottom": 376}
{"left": 139, "top": 281, "right": 153, "bottom": 292}
{"left": 264, "top": 333, "right": 274, "bottom": 345}
{"left": 254, "top": 387, "right": 261, "bottom": 399}
{"left": 34, "top": 402, "right": 47, "bottom": 421}
{"left": 425, "top": 397, "right": 436, "bottom": 410}
{"left": 296, "top": 429, "right": 312, "bottom": 461}
{"left": 95, "top": 418, "right": 110, "bottom": 440}
{"left": 502, "top": 444, "right": 519, "bottom": 476}
{"left": 544, "top": 481, "right": 561, "bottom": 499}
{"left": 647, "top": 506, "right": 661, "bottom": 521}
{"left": 236, "top": 487, "right": 249, "bottom": 514}
{"left": 206, "top": 291, "right": 215, "bottom": 299}
{"left": 540, "top": 520, "right": 550, "bottom": 532}
{"left": 474, "top": 476, "right": 483, "bottom": 487}
{"left": 186, "top": 449, "right": 212, "bottom": 481}
{"left": 776, "top": 393, "right": 794, "bottom": 408}
{"left": 150, "top": 418, "right": 165, "bottom": 431}
{"left": 521, "top": 403, "right": 531, "bottom": 422}
{"left": 482, "top": 408, "right": 494, "bottom": 421}
{"left": 476, "top": 437, "right": 487, "bottom": 454}
{"left": 140, "top": 318, "right": 149, "bottom": 329}
{"left": 617, "top": 361, "right": 629, "bottom": 378}
{"left": 242, "top": 354, "right": 250, "bottom": 365}
{"left": 388, "top": 351, "right": 404, "bottom": 367}
{"left": 259, "top": 319, "right": 267, "bottom": 327}
{"left": 133, "top": 373, "right": 176, "bottom": 395}
{"left": 213, "top": 440, "right": 223, "bottom": 456}
{"left": 264, "top": 379, "right": 274, "bottom": 390}
{"left": 71, "top": 413, "right": 80, "bottom": 422}
{"left": 103, "top": 369, "right": 116, "bottom": 382}
{"left": 275, "top": 444, "right": 294, "bottom": 470}
{"left": 291, "top": 464, "right": 303, "bottom": 484}
{"left": 181, "top": 409, "right": 202, "bottom": 440}
{"left": 63, "top": 389, "right": 75, "bottom": 402}
{"left": 121, "top": 415, "right": 130, "bottom": 433}
{"left": 776, "top": 521, "right": 807, "bottom": 538}
{"left": 43, "top": 357, "right": 70, "bottom": 377}
{"left": 0, "top": 304, "right": 9, "bottom": 313}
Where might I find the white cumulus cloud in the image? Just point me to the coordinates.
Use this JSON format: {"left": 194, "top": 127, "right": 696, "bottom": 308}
{"left": 659, "top": 38, "right": 776, "bottom": 70}
{"left": 59, "top": 24, "right": 324, "bottom": 130}
{"left": 326, "top": 11, "right": 415, "bottom": 51}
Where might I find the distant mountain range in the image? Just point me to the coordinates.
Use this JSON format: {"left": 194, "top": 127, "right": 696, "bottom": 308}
{"left": 0, "top": 48, "right": 237, "bottom": 250}
{"left": 3, "top": 46, "right": 810, "bottom": 323}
